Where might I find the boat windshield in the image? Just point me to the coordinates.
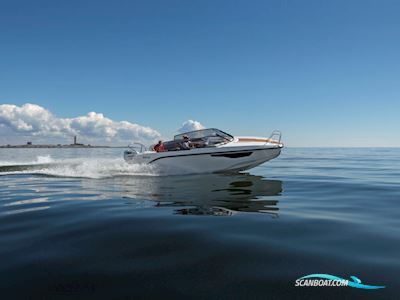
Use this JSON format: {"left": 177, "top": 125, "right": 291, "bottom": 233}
{"left": 174, "top": 128, "right": 233, "bottom": 143}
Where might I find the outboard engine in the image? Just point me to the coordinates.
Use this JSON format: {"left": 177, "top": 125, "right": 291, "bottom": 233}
{"left": 123, "top": 149, "right": 138, "bottom": 162}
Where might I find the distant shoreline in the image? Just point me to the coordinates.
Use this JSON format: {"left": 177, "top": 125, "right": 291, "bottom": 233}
{"left": 0, "top": 145, "right": 126, "bottom": 149}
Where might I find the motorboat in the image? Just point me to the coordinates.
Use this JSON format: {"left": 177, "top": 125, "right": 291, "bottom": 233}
{"left": 123, "top": 128, "right": 283, "bottom": 174}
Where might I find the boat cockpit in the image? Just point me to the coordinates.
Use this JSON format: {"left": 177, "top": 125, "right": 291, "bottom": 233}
{"left": 162, "top": 128, "right": 234, "bottom": 151}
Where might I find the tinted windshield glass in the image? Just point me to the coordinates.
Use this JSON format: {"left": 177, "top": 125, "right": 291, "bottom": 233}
{"left": 174, "top": 129, "right": 233, "bottom": 141}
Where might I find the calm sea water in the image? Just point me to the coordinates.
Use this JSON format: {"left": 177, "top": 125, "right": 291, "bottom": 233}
{"left": 0, "top": 148, "right": 399, "bottom": 299}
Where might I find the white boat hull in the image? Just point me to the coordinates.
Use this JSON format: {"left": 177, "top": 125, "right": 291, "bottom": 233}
{"left": 156, "top": 147, "right": 280, "bottom": 173}
{"left": 124, "top": 144, "right": 282, "bottom": 174}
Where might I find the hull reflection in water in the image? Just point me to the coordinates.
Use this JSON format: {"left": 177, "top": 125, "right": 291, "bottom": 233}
{"left": 84, "top": 173, "right": 283, "bottom": 217}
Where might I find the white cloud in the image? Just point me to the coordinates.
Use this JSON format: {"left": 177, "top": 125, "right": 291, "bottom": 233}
{"left": 178, "top": 120, "right": 205, "bottom": 133}
{"left": 0, "top": 103, "right": 160, "bottom": 145}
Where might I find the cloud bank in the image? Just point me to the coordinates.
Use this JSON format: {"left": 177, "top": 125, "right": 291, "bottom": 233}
{"left": 178, "top": 120, "right": 205, "bottom": 133}
{"left": 0, "top": 103, "right": 160, "bottom": 145}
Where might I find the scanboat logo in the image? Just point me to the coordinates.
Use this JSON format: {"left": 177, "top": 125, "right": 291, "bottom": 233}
{"left": 295, "top": 274, "right": 385, "bottom": 289}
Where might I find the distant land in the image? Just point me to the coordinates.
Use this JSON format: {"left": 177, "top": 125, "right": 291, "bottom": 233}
{"left": 0, "top": 144, "right": 126, "bottom": 149}
{"left": 0, "top": 136, "right": 126, "bottom": 148}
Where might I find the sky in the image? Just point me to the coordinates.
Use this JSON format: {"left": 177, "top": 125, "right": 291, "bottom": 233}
{"left": 0, "top": 0, "right": 399, "bottom": 146}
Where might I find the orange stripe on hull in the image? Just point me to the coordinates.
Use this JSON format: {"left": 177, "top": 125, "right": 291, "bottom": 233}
{"left": 238, "top": 137, "right": 281, "bottom": 143}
